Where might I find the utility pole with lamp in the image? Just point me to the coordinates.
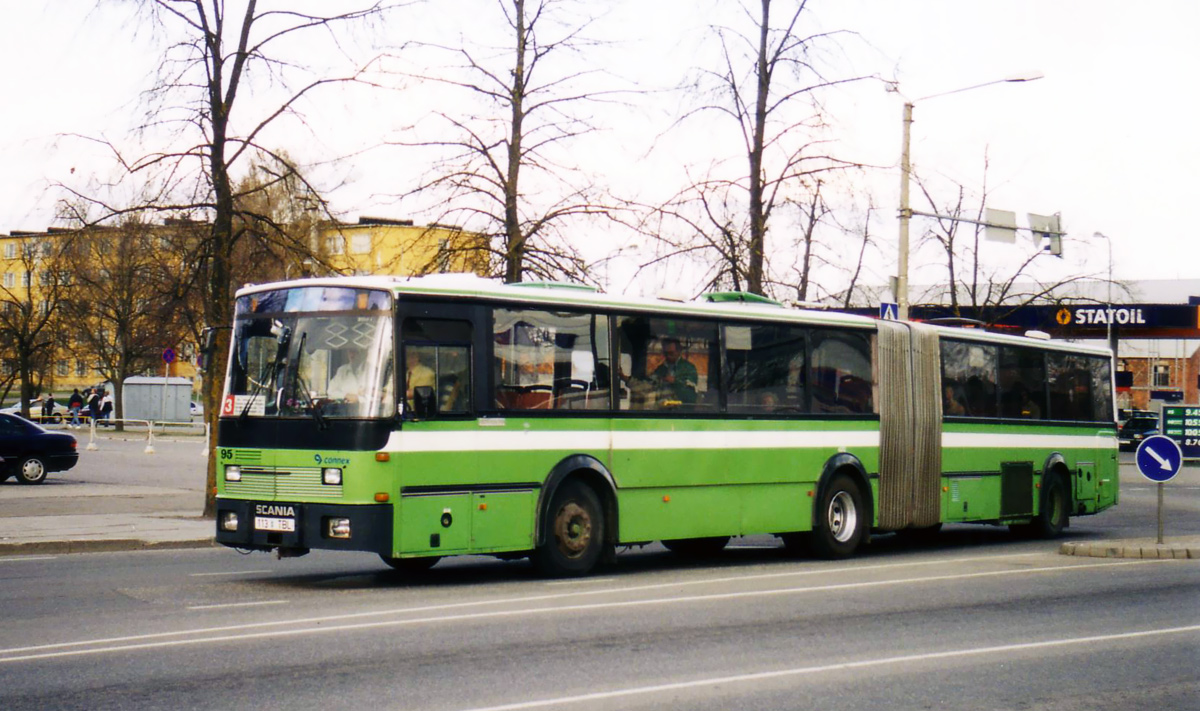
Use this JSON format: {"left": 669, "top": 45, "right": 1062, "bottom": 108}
{"left": 895, "top": 72, "right": 1046, "bottom": 320}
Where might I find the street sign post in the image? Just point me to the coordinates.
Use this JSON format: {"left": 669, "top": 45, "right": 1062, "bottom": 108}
{"left": 1135, "top": 434, "right": 1183, "bottom": 544}
{"left": 160, "top": 347, "right": 177, "bottom": 425}
{"left": 880, "top": 302, "right": 898, "bottom": 321}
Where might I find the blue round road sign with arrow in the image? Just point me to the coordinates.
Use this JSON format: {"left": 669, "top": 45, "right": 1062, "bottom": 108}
{"left": 1135, "top": 435, "right": 1183, "bottom": 483}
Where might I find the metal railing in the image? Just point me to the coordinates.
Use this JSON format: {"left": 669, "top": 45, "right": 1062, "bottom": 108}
{"left": 71, "top": 417, "right": 208, "bottom": 456}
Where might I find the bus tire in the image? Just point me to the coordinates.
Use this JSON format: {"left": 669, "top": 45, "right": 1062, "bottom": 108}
{"left": 380, "top": 555, "right": 440, "bottom": 574}
{"left": 532, "top": 479, "right": 604, "bottom": 577}
{"left": 662, "top": 536, "right": 729, "bottom": 558}
{"left": 809, "top": 472, "right": 866, "bottom": 559}
{"left": 1012, "top": 471, "right": 1069, "bottom": 539}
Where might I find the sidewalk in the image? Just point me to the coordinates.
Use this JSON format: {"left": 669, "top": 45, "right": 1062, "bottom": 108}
{"left": 0, "top": 437, "right": 216, "bottom": 556}
{"left": 1060, "top": 537, "right": 1200, "bottom": 560}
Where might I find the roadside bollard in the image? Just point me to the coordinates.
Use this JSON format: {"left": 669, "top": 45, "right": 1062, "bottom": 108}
{"left": 86, "top": 418, "right": 98, "bottom": 451}
{"left": 200, "top": 422, "right": 210, "bottom": 458}
{"left": 144, "top": 421, "right": 155, "bottom": 454}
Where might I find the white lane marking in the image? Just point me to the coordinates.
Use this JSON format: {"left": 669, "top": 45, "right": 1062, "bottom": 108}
{"left": 545, "top": 578, "right": 617, "bottom": 586}
{"left": 0, "top": 551, "right": 1043, "bottom": 656}
{"left": 189, "top": 570, "right": 272, "bottom": 578}
{"left": 0, "top": 558, "right": 1174, "bottom": 663}
{"left": 0, "top": 556, "right": 58, "bottom": 563}
{"left": 186, "top": 600, "right": 289, "bottom": 611}
{"left": 458, "top": 624, "right": 1200, "bottom": 711}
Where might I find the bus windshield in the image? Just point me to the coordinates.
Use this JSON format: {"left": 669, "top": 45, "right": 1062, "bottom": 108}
{"left": 225, "top": 286, "right": 394, "bottom": 419}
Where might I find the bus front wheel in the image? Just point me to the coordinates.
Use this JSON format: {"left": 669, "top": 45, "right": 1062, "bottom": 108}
{"left": 533, "top": 480, "right": 604, "bottom": 577}
{"left": 809, "top": 473, "right": 866, "bottom": 559}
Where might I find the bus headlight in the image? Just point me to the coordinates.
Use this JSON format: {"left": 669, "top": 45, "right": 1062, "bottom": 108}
{"left": 220, "top": 511, "right": 239, "bottom": 531}
{"left": 322, "top": 467, "right": 343, "bottom": 485}
{"left": 327, "top": 518, "right": 351, "bottom": 539}
{"left": 225, "top": 465, "right": 242, "bottom": 482}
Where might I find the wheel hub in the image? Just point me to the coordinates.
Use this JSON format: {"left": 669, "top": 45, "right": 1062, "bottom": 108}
{"left": 553, "top": 502, "right": 592, "bottom": 558}
{"left": 828, "top": 491, "right": 858, "bottom": 543}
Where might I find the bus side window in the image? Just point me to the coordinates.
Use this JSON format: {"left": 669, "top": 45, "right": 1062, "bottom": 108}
{"left": 616, "top": 316, "right": 718, "bottom": 412}
{"left": 726, "top": 323, "right": 807, "bottom": 414}
{"left": 492, "top": 308, "right": 610, "bottom": 411}
{"left": 940, "top": 340, "right": 998, "bottom": 417}
{"left": 999, "top": 346, "right": 1046, "bottom": 420}
{"left": 401, "top": 318, "right": 473, "bottom": 417}
{"left": 1090, "top": 356, "right": 1113, "bottom": 422}
{"left": 811, "top": 329, "right": 873, "bottom": 414}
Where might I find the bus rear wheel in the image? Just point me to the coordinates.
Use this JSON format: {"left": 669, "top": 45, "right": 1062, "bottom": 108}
{"left": 662, "top": 536, "right": 730, "bottom": 558}
{"left": 809, "top": 473, "right": 866, "bottom": 559}
{"left": 532, "top": 480, "right": 604, "bottom": 577}
{"left": 1011, "top": 471, "right": 1069, "bottom": 539}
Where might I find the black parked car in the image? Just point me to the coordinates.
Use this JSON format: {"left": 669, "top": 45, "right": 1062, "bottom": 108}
{"left": 1118, "top": 415, "right": 1160, "bottom": 452}
{"left": 0, "top": 413, "right": 78, "bottom": 484}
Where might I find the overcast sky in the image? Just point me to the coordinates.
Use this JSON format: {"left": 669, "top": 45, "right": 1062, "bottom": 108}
{"left": 2, "top": 1, "right": 1197, "bottom": 296}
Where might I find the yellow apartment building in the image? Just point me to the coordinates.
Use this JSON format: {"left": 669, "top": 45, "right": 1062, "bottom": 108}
{"left": 0, "top": 217, "right": 490, "bottom": 397}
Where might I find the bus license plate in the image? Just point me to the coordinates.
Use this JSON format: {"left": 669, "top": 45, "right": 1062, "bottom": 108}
{"left": 254, "top": 516, "right": 296, "bottom": 533}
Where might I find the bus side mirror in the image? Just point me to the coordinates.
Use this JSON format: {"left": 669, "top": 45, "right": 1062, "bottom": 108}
{"left": 198, "top": 327, "right": 219, "bottom": 374}
{"left": 413, "top": 386, "right": 437, "bottom": 419}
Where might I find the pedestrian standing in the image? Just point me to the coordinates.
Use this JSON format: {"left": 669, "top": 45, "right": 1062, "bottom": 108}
{"left": 87, "top": 387, "right": 101, "bottom": 423}
{"left": 100, "top": 390, "right": 113, "bottom": 423}
{"left": 68, "top": 388, "right": 83, "bottom": 428}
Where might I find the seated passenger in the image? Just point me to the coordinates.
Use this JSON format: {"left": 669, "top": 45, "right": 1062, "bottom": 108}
{"left": 405, "top": 349, "right": 436, "bottom": 404}
{"left": 328, "top": 350, "right": 365, "bottom": 401}
{"left": 651, "top": 338, "right": 698, "bottom": 405}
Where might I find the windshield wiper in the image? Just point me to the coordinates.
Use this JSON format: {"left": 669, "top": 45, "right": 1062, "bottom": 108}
{"left": 240, "top": 322, "right": 291, "bottom": 423}
{"left": 291, "top": 332, "right": 328, "bottom": 430}
{"left": 239, "top": 360, "right": 275, "bottom": 423}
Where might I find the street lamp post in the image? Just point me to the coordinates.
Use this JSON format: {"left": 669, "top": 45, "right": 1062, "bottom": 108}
{"left": 896, "top": 72, "right": 1045, "bottom": 320}
{"left": 1094, "top": 231, "right": 1116, "bottom": 354}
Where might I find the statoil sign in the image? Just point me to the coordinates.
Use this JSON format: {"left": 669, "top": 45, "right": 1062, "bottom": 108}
{"left": 1055, "top": 306, "right": 1148, "bottom": 326}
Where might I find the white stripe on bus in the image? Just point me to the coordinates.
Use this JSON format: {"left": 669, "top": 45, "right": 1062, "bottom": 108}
{"left": 382, "top": 429, "right": 881, "bottom": 453}
{"left": 383, "top": 429, "right": 1113, "bottom": 453}
{"left": 943, "top": 432, "right": 1117, "bottom": 449}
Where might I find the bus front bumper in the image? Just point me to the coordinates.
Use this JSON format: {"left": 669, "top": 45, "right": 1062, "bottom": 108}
{"left": 215, "top": 500, "right": 392, "bottom": 555}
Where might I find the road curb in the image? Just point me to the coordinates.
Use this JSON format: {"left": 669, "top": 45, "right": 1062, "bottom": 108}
{"left": 0, "top": 537, "right": 218, "bottom": 557}
{"left": 1059, "top": 540, "right": 1200, "bottom": 560}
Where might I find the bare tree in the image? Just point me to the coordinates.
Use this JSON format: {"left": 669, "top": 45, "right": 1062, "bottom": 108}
{"left": 70, "top": 0, "right": 399, "bottom": 516}
{"left": 397, "top": 0, "right": 619, "bottom": 283}
{"left": 58, "top": 218, "right": 187, "bottom": 430}
{"left": 650, "top": 0, "right": 866, "bottom": 296}
{"left": 0, "top": 234, "right": 69, "bottom": 418}
{"left": 913, "top": 159, "right": 1095, "bottom": 326}
{"left": 838, "top": 201, "right": 876, "bottom": 309}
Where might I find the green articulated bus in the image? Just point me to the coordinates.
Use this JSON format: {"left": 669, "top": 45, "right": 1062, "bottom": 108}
{"left": 213, "top": 275, "right": 1118, "bottom": 576}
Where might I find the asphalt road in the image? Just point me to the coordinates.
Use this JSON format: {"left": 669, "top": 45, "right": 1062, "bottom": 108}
{"left": 1, "top": 457, "right": 1197, "bottom": 711}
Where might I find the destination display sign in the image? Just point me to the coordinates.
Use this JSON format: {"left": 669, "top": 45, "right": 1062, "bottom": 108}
{"left": 1161, "top": 405, "right": 1200, "bottom": 459}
